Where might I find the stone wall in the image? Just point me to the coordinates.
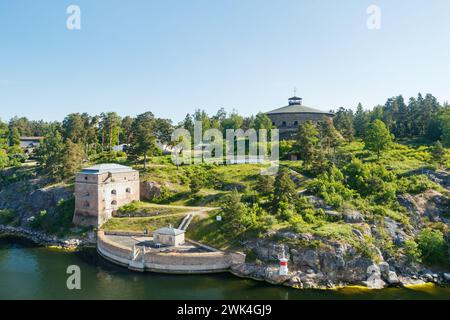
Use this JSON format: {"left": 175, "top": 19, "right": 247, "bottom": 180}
{"left": 268, "top": 112, "right": 330, "bottom": 129}
{"left": 267, "top": 112, "right": 331, "bottom": 139}
{"left": 97, "top": 231, "right": 246, "bottom": 273}
{"left": 97, "top": 230, "right": 133, "bottom": 266}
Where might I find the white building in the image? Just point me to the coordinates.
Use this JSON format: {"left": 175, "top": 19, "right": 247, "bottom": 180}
{"left": 153, "top": 225, "right": 185, "bottom": 246}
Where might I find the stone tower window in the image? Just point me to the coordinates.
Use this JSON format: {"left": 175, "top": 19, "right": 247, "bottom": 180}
{"left": 282, "top": 121, "right": 286, "bottom": 127}
{"left": 111, "top": 189, "right": 117, "bottom": 195}
{"left": 111, "top": 200, "right": 117, "bottom": 206}
{"left": 84, "top": 176, "right": 88, "bottom": 180}
{"left": 294, "top": 121, "right": 298, "bottom": 126}
{"left": 83, "top": 201, "right": 90, "bottom": 208}
{"left": 84, "top": 192, "right": 90, "bottom": 197}
{"left": 126, "top": 188, "right": 131, "bottom": 193}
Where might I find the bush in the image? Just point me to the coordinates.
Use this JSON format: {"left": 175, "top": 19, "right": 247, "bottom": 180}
{"left": 344, "top": 158, "right": 397, "bottom": 204}
{"left": 398, "top": 175, "right": 439, "bottom": 194}
{"left": 416, "top": 228, "right": 447, "bottom": 264}
{"left": 29, "top": 197, "right": 76, "bottom": 236}
{"left": 117, "top": 201, "right": 141, "bottom": 214}
{"left": 310, "top": 165, "right": 355, "bottom": 208}
{"left": 93, "top": 151, "right": 127, "bottom": 163}
{"left": 275, "top": 201, "right": 296, "bottom": 221}
{"left": 0, "top": 209, "right": 17, "bottom": 225}
{"left": 404, "top": 239, "right": 422, "bottom": 264}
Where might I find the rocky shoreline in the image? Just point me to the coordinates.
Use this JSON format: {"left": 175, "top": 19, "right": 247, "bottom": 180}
{"left": 230, "top": 261, "right": 450, "bottom": 289}
{"left": 229, "top": 235, "right": 450, "bottom": 290}
{"left": 0, "top": 225, "right": 95, "bottom": 249}
{"left": 2, "top": 224, "right": 449, "bottom": 290}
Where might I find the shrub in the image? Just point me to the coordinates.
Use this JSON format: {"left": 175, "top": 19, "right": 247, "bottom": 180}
{"left": 397, "top": 175, "right": 439, "bottom": 194}
{"left": 416, "top": 228, "right": 447, "bottom": 264}
{"left": 276, "top": 201, "right": 296, "bottom": 221}
{"left": 404, "top": 239, "right": 422, "bottom": 264}
{"left": 310, "top": 165, "right": 355, "bottom": 208}
{"left": 29, "top": 197, "right": 76, "bottom": 236}
{"left": 344, "top": 158, "right": 397, "bottom": 204}
{"left": 0, "top": 209, "right": 17, "bottom": 225}
{"left": 117, "top": 201, "right": 141, "bottom": 214}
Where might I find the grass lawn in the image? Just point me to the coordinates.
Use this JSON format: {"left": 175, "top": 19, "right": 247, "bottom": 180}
{"left": 101, "top": 213, "right": 185, "bottom": 232}
{"left": 115, "top": 201, "right": 193, "bottom": 217}
{"left": 186, "top": 214, "right": 242, "bottom": 250}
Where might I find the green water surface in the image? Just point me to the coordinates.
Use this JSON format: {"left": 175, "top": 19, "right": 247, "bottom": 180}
{"left": 1, "top": 236, "right": 449, "bottom": 300}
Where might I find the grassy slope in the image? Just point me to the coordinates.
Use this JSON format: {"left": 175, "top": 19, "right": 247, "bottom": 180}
{"left": 102, "top": 214, "right": 185, "bottom": 232}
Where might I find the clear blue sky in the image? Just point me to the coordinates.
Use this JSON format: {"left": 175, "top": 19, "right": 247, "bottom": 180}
{"left": 0, "top": 0, "right": 449, "bottom": 123}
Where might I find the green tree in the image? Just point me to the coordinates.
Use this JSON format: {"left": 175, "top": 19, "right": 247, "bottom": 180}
{"left": 222, "top": 111, "right": 244, "bottom": 131}
{"left": 271, "top": 169, "right": 297, "bottom": 213}
{"left": 293, "top": 121, "right": 320, "bottom": 167}
{"left": 155, "top": 118, "right": 174, "bottom": 144}
{"left": 194, "top": 109, "right": 211, "bottom": 131}
{"left": 99, "top": 112, "right": 121, "bottom": 151}
{"left": 120, "top": 116, "right": 134, "bottom": 145}
{"left": 189, "top": 174, "right": 203, "bottom": 193}
{"left": 0, "top": 119, "right": 9, "bottom": 149}
{"left": 318, "top": 117, "right": 341, "bottom": 155}
{"left": 8, "top": 126, "right": 20, "bottom": 147}
{"left": 9, "top": 117, "right": 31, "bottom": 136}
{"left": 0, "top": 149, "right": 8, "bottom": 169}
{"left": 404, "top": 239, "right": 422, "bottom": 264}
{"left": 62, "top": 113, "right": 86, "bottom": 144}
{"left": 253, "top": 112, "right": 273, "bottom": 131}
{"left": 36, "top": 129, "right": 65, "bottom": 180}
{"left": 181, "top": 113, "right": 195, "bottom": 137}
{"left": 431, "top": 141, "right": 446, "bottom": 167}
{"left": 129, "top": 112, "right": 157, "bottom": 170}
{"left": 354, "top": 103, "right": 370, "bottom": 138}
{"left": 333, "top": 107, "right": 354, "bottom": 141}
{"left": 60, "top": 139, "right": 85, "bottom": 179}
{"left": 221, "top": 189, "right": 248, "bottom": 234}
{"left": 439, "top": 106, "right": 450, "bottom": 147}
{"left": 83, "top": 114, "right": 99, "bottom": 155}
{"left": 363, "top": 120, "right": 393, "bottom": 159}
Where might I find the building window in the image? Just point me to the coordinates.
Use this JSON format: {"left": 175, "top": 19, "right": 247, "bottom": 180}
{"left": 111, "top": 189, "right": 117, "bottom": 195}
{"left": 126, "top": 188, "right": 131, "bottom": 193}
{"left": 83, "top": 201, "right": 90, "bottom": 208}
{"left": 111, "top": 200, "right": 117, "bottom": 206}
{"left": 272, "top": 122, "right": 275, "bottom": 126}
{"left": 84, "top": 192, "right": 90, "bottom": 197}
{"left": 294, "top": 121, "right": 298, "bottom": 126}
{"left": 84, "top": 176, "right": 88, "bottom": 180}
{"left": 282, "top": 121, "right": 287, "bottom": 127}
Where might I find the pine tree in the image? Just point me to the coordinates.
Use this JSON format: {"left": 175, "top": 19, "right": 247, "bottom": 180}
{"left": 271, "top": 168, "right": 297, "bottom": 213}
{"left": 431, "top": 141, "right": 446, "bottom": 168}
{"left": 8, "top": 126, "right": 20, "bottom": 147}
{"left": 439, "top": 106, "right": 450, "bottom": 147}
{"left": 318, "top": 117, "right": 341, "bottom": 154}
{"left": 354, "top": 103, "right": 370, "bottom": 138}
{"left": 221, "top": 189, "right": 248, "bottom": 233}
{"left": 129, "top": 112, "right": 157, "bottom": 170}
{"left": 293, "top": 121, "right": 320, "bottom": 168}
{"left": 36, "top": 129, "right": 65, "bottom": 179}
{"left": 60, "top": 139, "right": 86, "bottom": 179}
{"left": 333, "top": 107, "right": 354, "bottom": 141}
{"left": 99, "top": 112, "right": 121, "bottom": 151}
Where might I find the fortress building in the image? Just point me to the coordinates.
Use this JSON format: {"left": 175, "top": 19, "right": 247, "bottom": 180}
{"left": 266, "top": 96, "right": 333, "bottom": 139}
{"left": 72, "top": 164, "right": 140, "bottom": 227}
